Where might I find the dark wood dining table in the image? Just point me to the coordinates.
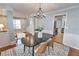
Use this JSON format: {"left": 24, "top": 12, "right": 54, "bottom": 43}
{"left": 22, "top": 32, "right": 53, "bottom": 56}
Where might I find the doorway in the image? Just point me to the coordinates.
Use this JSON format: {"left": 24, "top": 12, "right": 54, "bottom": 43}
{"left": 53, "top": 14, "right": 66, "bottom": 44}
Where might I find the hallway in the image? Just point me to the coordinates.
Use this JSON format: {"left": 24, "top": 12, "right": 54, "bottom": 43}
{"left": 54, "top": 33, "right": 64, "bottom": 44}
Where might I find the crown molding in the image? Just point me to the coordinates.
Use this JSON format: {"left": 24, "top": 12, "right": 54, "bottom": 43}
{"left": 46, "top": 5, "right": 79, "bottom": 15}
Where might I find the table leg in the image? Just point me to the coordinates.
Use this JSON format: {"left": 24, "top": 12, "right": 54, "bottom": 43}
{"left": 24, "top": 45, "right": 25, "bottom": 52}
{"left": 32, "top": 46, "right": 34, "bottom": 56}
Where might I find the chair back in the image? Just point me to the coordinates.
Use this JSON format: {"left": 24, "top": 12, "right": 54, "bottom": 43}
{"left": 21, "top": 34, "right": 35, "bottom": 47}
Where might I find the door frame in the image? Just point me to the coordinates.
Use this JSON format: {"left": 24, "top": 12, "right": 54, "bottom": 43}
{"left": 52, "top": 12, "right": 67, "bottom": 41}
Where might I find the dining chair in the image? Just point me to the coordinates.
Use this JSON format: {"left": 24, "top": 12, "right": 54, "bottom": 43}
{"left": 35, "top": 37, "right": 53, "bottom": 56}
{"left": 21, "top": 33, "right": 35, "bottom": 54}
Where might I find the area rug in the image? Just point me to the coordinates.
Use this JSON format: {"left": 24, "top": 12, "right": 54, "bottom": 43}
{"left": 1, "top": 42, "right": 69, "bottom": 56}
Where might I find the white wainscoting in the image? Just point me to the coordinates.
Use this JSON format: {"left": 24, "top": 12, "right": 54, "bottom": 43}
{"left": 63, "top": 33, "right": 79, "bottom": 50}
{"left": 0, "top": 32, "right": 10, "bottom": 46}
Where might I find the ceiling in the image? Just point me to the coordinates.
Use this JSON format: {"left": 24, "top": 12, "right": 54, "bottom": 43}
{"left": 0, "top": 3, "right": 79, "bottom": 16}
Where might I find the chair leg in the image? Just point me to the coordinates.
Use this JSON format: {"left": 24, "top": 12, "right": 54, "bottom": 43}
{"left": 52, "top": 43, "right": 53, "bottom": 48}
{"left": 28, "top": 47, "right": 31, "bottom": 54}
{"left": 32, "top": 46, "right": 34, "bottom": 56}
{"left": 24, "top": 45, "right": 25, "bottom": 52}
{"left": 48, "top": 46, "right": 50, "bottom": 55}
{"left": 52, "top": 43, "right": 54, "bottom": 51}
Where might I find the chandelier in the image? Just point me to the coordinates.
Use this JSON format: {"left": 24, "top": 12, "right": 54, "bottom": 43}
{"left": 34, "top": 3, "right": 46, "bottom": 31}
{"left": 34, "top": 3, "right": 46, "bottom": 18}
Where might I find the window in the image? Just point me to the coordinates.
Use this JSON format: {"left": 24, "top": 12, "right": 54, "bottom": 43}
{"left": 13, "top": 19, "right": 21, "bottom": 29}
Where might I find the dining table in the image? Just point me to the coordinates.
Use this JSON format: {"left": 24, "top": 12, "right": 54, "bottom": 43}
{"left": 21, "top": 32, "right": 53, "bottom": 56}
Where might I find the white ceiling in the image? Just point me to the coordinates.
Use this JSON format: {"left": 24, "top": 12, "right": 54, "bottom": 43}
{"left": 0, "top": 3, "right": 79, "bottom": 16}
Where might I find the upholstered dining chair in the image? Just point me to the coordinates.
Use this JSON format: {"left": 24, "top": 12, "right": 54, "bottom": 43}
{"left": 21, "top": 33, "right": 35, "bottom": 54}
{"left": 35, "top": 37, "right": 53, "bottom": 56}
{"left": 46, "top": 37, "right": 54, "bottom": 55}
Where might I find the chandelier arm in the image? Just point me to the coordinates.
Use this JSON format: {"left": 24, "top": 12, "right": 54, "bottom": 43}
{"left": 40, "top": 3, "right": 41, "bottom": 8}
{"left": 34, "top": 3, "right": 46, "bottom": 18}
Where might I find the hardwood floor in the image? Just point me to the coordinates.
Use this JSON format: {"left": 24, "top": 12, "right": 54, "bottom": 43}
{"left": 53, "top": 33, "right": 63, "bottom": 44}
{"left": 68, "top": 47, "right": 79, "bottom": 56}
{"left": 0, "top": 42, "right": 16, "bottom": 55}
